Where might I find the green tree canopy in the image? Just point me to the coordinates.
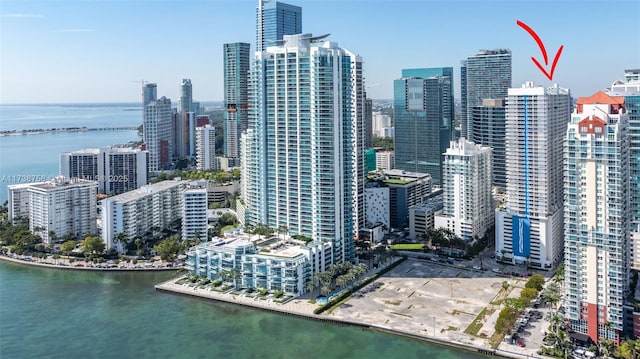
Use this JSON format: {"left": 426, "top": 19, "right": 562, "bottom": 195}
{"left": 154, "top": 236, "right": 181, "bottom": 261}
{"left": 60, "top": 240, "right": 76, "bottom": 255}
{"left": 525, "top": 273, "right": 545, "bottom": 291}
{"left": 81, "top": 236, "right": 105, "bottom": 255}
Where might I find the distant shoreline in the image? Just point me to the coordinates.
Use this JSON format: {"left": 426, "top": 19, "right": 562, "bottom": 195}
{"left": 0, "top": 126, "right": 139, "bottom": 137}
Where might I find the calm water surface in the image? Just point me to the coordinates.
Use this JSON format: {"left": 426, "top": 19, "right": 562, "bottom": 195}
{"left": 0, "top": 261, "right": 488, "bottom": 359}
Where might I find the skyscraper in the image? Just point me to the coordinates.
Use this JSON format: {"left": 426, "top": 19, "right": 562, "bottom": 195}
{"left": 461, "top": 49, "right": 512, "bottom": 139}
{"left": 472, "top": 99, "right": 506, "bottom": 190}
{"left": 495, "top": 82, "right": 571, "bottom": 270}
{"left": 223, "top": 42, "right": 250, "bottom": 161}
{"left": 256, "top": 0, "right": 302, "bottom": 52}
{"left": 608, "top": 69, "right": 640, "bottom": 229}
{"left": 364, "top": 97, "right": 373, "bottom": 149}
{"left": 179, "top": 78, "right": 193, "bottom": 113}
{"left": 196, "top": 125, "right": 216, "bottom": 171}
{"left": 241, "top": 33, "right": 364, "bottom": 263}
{"left": 434, "top": 138, "right": 493, "bottom": 242}
{"left": 564, "top": 91, "right": 629, "bottom": 345}
{"left": 393, "top": 67, "right": 454, "bottom": 187}
{"left": 143, "top": 83, "right": 157, "bottom": 107}
{"left": 144, "top": 96, "right": 174, "bottom": 171}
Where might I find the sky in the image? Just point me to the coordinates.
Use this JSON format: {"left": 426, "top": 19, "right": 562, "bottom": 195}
{"left": 1, "top": 0, "right": 639, "bottom": 104}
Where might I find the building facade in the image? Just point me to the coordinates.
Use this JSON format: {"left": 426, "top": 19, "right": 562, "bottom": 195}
{"left": 223, "top": 42, "right": 250, "bottom": 160}
{"left": 9, "top": 177, "right": 98, "bottom": 243}
{"left": 461, "top": 49, "right": 512, "bottom": 139}
{"left": 376, "top": 169, "right": 431, "bottom": 229}
{"left": 256, "top": 0, "right": 302, "bottom": 52}
{"left": 608, "top": 69, "right": 640, "bottom": 230}
{"left": 435, "top": 138, "right": 493, "bottom": 242}
{"left": 409, "top": 191, "right": 443, "bottom": 240}
{"left": 365, "top": 185, "right": 390, "bottom": 230}
{"left": 196, "top": 125, "right": 217, "bottom": 170}
{"left": 100, "top": 179, "right": 187, "bottom": 253}
{"left": 144, "top": 96, "right": 174, "bottom": 171}
{"left": 393, "top": 67, "right": 454, "bottom": 187}
{"left": 241, "top": 33, "right": 365, "bottom": 264}
{"left": 186, "top": 234, "right": 332, "bottom": 296}
{"left": 472, "top": 99, "right": 506, "bottom": 190}
{"left": 182, "top": 181, "right": 208, "bottom": 242}
{"left": 563, "top": 91, "right": 630, "bottom": 345}
{"left": 60, "top": 146, "right": 148, "bottom": 195}
{"left": 375, "top": 150, "right": 395, "bottom": 171}
{"left": 495, "top": 82, "right": 571, "bottom": 270}
{"left": 179, "top": 78, "right": 193, "bottom": 113}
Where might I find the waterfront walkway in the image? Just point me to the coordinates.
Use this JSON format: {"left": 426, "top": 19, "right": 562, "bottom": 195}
{"left": 0, "top": 252, "right": 178, "bottom": 272}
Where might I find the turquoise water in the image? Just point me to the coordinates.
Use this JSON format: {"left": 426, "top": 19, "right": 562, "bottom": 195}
{"left": 0, "top": 261, "right": 488, "bottom": 358}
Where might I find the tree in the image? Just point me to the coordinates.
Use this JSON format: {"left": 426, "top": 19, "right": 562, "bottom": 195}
{"left": 81, "top": 236, "right": 105, "bottom": 255}
{"left": 61, "top": 240, "right": 76, "bottom": 255}
{"left": 154, "top": 237, "right": 181, "bottom": 261}
{"left": 306, "top": 281, "right": 315, "bottom": 294}
{"left": 520, "top": 287, "right": 538, "bottom": 303}
{"left": 525, "top": 273, "right": 545, "bottom": 291}
{"left": 114, "top": 232, "right": 129, "bottom": 253}
{"left": 48, "top": 231, "right": 58, "bottom": 243}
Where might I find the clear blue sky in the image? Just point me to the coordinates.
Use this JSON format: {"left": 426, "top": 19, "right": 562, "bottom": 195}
{"left": 1, "top": 0, "right": 638, "bottom": 104}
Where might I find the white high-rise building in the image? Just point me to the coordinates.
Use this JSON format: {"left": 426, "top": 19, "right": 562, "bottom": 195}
{"left": 242, "top": 33, "right": 365, "bottom": 263}
{"left": 182, "top": 181, "right": 208, "bottom": 242}
{"left": 435, "top": 138, "right": 493, "bottom": 241}
{"left": 372, "top": 112, "right": 392, "bottom": 138}
{"left": 100, "top": 179, "right": 187, "bottom": 253}
{"left": 495, "top": 82, "right": 571, "bottom": 269}
{"left": 563, "top": 91, "right": 630, "bottom": 344}
{"left": 196, "top": 125, "right": 217, "bottom": 171}
{"left": 144, "top": 96, "right": 174, "bottom": 171}
{"left": 60, "top": 146, "right": 148, "bottom": 195}
{"left": 9, "top": 177, "right": 98, "bottom": 243}
{"left": 375, "top": 150, "right": 395, "bottom": 171}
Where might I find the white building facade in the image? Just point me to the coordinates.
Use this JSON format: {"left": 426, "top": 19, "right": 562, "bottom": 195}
{"left": 495, "top": 82, "right": 571, "bottom": 270}
{"left": 563, "top": 91, "right": 630, "bottom": 344}
{"left": 100, "top": 179, "right": 187, "bottom": 253}
{"left": 9, "top": 177, "right": 98, "bottom": 243}
{"left": 375, "top": 150, "right": 395, "bottom": 171}
{"left": 182, "top": 181, "right": 208, "bottom": 241}
{"left": 196, "top": 125, "right": 217, "bottom": 170}
{"left": 435, "top": 138, "right": 493, "bottom": 241}
{"left": 365, "top": 186, "right": 390, "bottom": 230}
{"left": 60, "top": 146, "right": 148, "bottom": 195}
{"left": 242, "top": 33, "right": 365, "bottom": 264}
{"left": 144, "top": 96, "right": 174, "bottom": 171}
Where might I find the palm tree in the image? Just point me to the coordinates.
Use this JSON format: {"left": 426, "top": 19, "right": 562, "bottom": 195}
{"left": 320, "top": 284, "right": 331, "bottom": 297}
{"left": 306, "top": 281, "right": 315, "bottom": 294}
{"left": 115, "top": 232, "right": 129, "bottom": 254}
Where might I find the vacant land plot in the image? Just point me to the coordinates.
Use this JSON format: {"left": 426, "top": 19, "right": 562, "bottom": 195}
{"left": 326, "top": 258, "right": 523, "bottom": 349}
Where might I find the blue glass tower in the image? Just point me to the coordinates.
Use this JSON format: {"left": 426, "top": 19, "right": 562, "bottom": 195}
{"left": 393, "top": 67, "right": 454, "bottom": 187}
{"left": 256, "top": 0, "right": 302, "bottom": 51}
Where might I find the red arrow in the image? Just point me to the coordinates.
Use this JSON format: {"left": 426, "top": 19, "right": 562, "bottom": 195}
{"left": 516, "top": 20, "right": 564, "bottom": 81}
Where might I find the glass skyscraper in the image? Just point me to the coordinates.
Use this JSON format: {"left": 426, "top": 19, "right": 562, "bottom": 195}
{"left": 472, "top": 99, "right": 506, "bottom": 190}
{"left": 608, "top": 69, "right": 640, "bottom": 229}
{"left": 461, "top": 49, "right": 511, "bottom": 139}
{"left": 393, "top": 67, "right": 454, "bottom": 187}
{"left": 256, "top": 0, "right": 302, "bottom": 51}
{"left": 223, "top": 42, "right": 250, "bottom": 160}
{"left": 241, "top": 33, "right": 365, "bottom": 264}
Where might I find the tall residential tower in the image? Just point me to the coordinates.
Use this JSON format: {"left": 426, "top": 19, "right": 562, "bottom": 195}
{"left": 223, "top": 42, "right": 251, "bottom": 161}
{"left": 460, "top": 49, "right": 512, "bottom": 139}
{"left": 495, "top": 82, "right": 571, "bottom": 270}
{"left": 563, "top": 91, "right": 629, "bottom": 345}
{"left": 241, "top": 33, "right": 365, "bottom": 264}
{"left": 256, "top": 0, "right": 302, "bottom": 51}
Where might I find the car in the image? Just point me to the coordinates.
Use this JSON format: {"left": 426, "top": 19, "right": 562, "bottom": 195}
{"left": 517, "top": 339, "right": 525, "bottom": 347}
{"left": 490, "top": 254, "right": 496, "bottom": 259}
{"left": 446, "top": 259, "right": 454, "bottom": 264}
{"left": 492, "top": 268, "right": 501, "bottom": 273}
{"left": 472, "top": 265, "right": 482, "bottom": 270}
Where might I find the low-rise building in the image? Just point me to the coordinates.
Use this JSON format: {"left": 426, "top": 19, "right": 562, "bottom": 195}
{"left": 409, "top": 191, "right": 443, "bottom": 240}
{"left": 186, "top": 233, "right": 332, "bottom": 296}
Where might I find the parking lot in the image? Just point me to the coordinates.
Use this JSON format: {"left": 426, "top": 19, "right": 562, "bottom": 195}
{"left": 327, "top": 258, "right": 528, "bottom": 349}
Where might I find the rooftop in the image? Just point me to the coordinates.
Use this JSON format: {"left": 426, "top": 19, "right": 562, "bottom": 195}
{"left": 103, "top": 179, "right": 187, "bottom": 203}
{"left": 29, "top": 176, "right": 96, "bottom": 191}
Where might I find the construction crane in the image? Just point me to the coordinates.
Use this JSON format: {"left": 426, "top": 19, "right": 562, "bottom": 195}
{"left": 366, "top": 82, "right": 381, "bottom": 89}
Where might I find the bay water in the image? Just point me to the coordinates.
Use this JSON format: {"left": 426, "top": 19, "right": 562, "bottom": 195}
{"left": 0, "top": 104, "right": 487, "bottom": 358}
